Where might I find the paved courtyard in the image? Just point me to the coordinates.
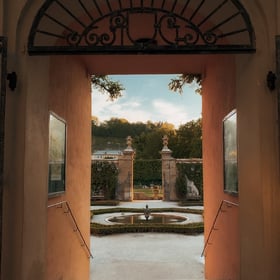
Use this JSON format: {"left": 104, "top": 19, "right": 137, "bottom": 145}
{"left": 90, "top": 201, "right": 205, "bottom": 280}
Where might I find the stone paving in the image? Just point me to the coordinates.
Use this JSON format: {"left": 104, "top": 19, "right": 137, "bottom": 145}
{"left": 90, "top": 200, "right": 205, "bottom": 280}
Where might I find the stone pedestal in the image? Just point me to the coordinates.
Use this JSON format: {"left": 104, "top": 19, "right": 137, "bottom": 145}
{"left": 160, "top": 136, "right": 177, "bottom": 201}
{"left": 117, "top": 137, "right": 135, "bottom": 201}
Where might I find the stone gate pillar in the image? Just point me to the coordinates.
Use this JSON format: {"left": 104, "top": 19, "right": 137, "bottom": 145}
{"left": 117, "top": 136, "right": 135, "bottom": 201}
{"left": 161, "top": 135, "right": 177, "bottom": 201}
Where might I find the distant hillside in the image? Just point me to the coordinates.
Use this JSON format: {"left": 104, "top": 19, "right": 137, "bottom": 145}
{"left": 91, "top": 118, "right": 202, "bottom": 159}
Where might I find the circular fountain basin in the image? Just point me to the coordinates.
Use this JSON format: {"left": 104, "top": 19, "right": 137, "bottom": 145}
{"left": 106, "top": 213, "right": 188, "bottom": 224}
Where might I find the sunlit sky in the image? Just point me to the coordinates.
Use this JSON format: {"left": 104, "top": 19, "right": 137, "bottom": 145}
{"left": 91, "top": 75, "right": 202, "bottom": 128}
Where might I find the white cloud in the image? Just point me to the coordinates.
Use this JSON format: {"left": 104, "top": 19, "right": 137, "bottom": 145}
{"left": 92, "top": 91, "right": 152, "bottom": 123}
{"left": 91, "top": 75, "right": 202, "bottom": 128}
{"left": 152, "top": 99, "right": 190, "bottom": 127}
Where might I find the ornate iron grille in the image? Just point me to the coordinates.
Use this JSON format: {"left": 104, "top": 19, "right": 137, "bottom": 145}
{"left": 28, "top": 0, "right": 255, "bottom": 55}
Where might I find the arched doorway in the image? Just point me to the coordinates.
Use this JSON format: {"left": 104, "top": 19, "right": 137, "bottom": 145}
{"left": 2, "top": 1, "right": 259, "bottom": 280}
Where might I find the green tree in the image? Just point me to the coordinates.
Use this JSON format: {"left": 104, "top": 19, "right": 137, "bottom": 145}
{"left": 170, "top": 119, "right": 202, "bottom": 158}
{"left": 92, "top": 118, "right": 202, "bottom": 159}
{"left": 133, "top": 122, "right": 176, "bottom": 159}
{"left": 91, "top": 75, "right": 124, "bottom": 100}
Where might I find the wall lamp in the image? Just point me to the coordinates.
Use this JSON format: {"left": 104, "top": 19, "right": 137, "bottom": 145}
{"left": 267, "top": 71, "right": 277, "bottom": 91}
{"left": 7, "top": 71, "right": 17, "bottom": 91}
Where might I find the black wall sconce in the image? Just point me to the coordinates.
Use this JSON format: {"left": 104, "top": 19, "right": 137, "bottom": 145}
{"left": 7, "top": 72, "right": 17, "bottom": 91}
{"left": 267, "top": 71, "right": 276, "bottom": 91}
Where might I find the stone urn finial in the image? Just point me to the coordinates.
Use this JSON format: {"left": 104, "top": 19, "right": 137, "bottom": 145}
{"left": 162, "top": 135, "right": 169, "bottom": 150}
{"left": 125, "top": 135, "right": 133, "bottom": 150}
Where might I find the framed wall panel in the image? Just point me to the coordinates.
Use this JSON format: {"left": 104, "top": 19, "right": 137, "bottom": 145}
{"left": 223, "top": 109, "right": 238, "bottom": 195}
{"left": 48, "top": 112, "right": 66, "bottom": 195}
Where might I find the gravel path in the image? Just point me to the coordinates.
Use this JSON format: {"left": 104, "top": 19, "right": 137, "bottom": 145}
{"left": 90, "top": 233, "right": 205, "bottom": 280}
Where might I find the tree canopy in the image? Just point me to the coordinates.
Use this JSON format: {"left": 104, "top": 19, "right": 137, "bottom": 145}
{"left": 92, "top": 118, "right": 202, "bottom": 159}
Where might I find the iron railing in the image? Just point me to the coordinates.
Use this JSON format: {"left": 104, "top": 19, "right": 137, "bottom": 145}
{"left": 201, "top": 199, "right": 239, "bottom": 257}
{"left": 48, "top": 200, "right": 93, "bottom": 259}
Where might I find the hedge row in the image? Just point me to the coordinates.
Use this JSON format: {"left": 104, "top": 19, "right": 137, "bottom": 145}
{"left": 134, "top": 160, "right": 162, "bottom": 186}
{"left": 90, "top": 222, "right": 204, "bottom": 236}
{"left": 91, "top": 200, "right": 120, "bottom": 206}
{"left": 91, "top": 207, "right": 203, "bottom": 216}
{"left": 178, "top": 200, "right": 204, "bottom": 207}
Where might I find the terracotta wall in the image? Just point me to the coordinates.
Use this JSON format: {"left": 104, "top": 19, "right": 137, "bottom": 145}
{"left": 47, "top": 56, "right": 91, "bottom": 280}
{"left": 236, "top": 2, "right": 280, "bottom": 279}
{"left": 2, "top": 53, "right": 51, "bottom": 280}
{"left": 2, "top": 1, "right": 280, "bottom": 280}
{"left": 202, "top": 55, "right": 240, "bottom": 279}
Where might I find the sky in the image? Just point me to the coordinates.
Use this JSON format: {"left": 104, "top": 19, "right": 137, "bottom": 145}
{"left": 91, "top": 74, "right": 202, "bottom": 128}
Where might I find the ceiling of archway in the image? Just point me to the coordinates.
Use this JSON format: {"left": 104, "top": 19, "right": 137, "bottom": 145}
{"left": 28, "top": 0, "right": 255, "bottom": 55}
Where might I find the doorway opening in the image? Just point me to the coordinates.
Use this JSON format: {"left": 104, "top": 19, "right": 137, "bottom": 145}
{"left": 90, "top": 74, "right": 204, "bottom": 278}
{"left": 91, "top": 74, "right": 202, "bottom": 202}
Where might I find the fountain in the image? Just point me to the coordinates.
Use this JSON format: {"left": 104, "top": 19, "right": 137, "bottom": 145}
{"left": 91, "top": 203, "right": 204, "bottom": 235}
{"left": 144, "top": 204, "right": 151, "bottom": 221}
{"left": 106, "top": 210, "right": 188, "bottom": 225}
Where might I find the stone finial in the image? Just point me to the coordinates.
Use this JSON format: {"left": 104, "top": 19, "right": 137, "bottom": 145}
{"left": 162, "top": 135, "right": 169, "bottom": 149}
{"left": 126, "top": 136, "right": 133, "bottom": 150}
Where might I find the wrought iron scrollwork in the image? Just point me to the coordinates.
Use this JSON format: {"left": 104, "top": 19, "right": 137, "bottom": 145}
{"left": 28, "top": 0, "right": 256, "bottom": 55}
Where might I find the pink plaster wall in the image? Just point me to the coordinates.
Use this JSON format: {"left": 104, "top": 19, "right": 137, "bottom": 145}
{"left": 47, "top": 56, "right": 91, "bottom": 280}
{"left": 202, "top": 55, "right": 240, "bottom": 279}
{"left": 3, "top": 1, "right": 280, "bottom": 280}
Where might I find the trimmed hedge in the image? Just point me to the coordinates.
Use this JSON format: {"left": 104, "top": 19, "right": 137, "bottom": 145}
{"left": 134, "top": 160, "right": 162, "bottom": 186}
{"left": 91, "top": 200, "right": 120, "bottom": 206}
{"left": 91, "top": 207, "right": 203, "bottom": 215}
{"left": 90, "top": 207, "right": 204, "bottom": 236}
{"left": 91, "top": 161, "right": 118, "bottom": 200}
{"left": 178, "top": 200, "right": 204, "bottom": 207}
{"left": 91, "top": 222, "right": 204, "bottom": 236}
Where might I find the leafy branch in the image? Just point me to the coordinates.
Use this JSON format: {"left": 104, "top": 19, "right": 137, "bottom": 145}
{"left": 168, "top": 74, "right": 202, "bottom": 95}
{"left": 91, "top": 74, "right": 202, "bottom": 100}
{"left": 91, "top": 75, "right": 125, "bottom": 100}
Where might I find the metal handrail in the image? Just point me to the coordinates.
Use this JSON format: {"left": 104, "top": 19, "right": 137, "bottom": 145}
{"left": 201, "top": 199, "right": 239, "bottom": 257}
{"left": 48, "top": 200, "right": 93, "bottom": 259}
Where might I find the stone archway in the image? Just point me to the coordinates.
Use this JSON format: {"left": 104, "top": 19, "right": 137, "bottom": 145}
{"left": 28, "top": 2, "right": 255, "bottom": 280}
{"left": 2, "top": 1, "right": 262, "bottom": 280}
